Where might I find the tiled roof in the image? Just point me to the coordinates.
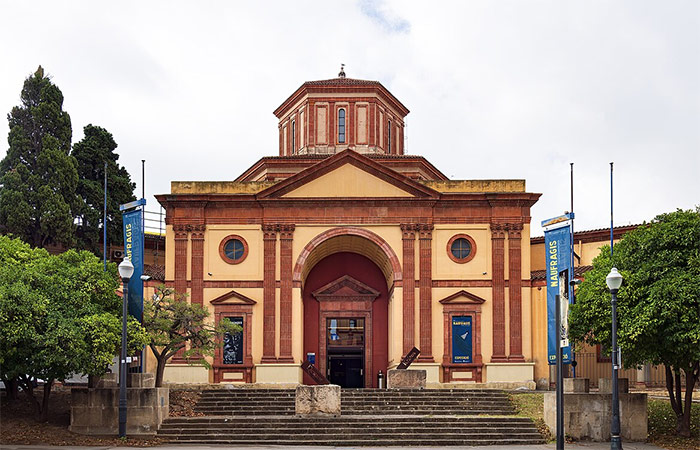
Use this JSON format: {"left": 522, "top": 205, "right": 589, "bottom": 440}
{"left": 144, "top": 264, "right": 165, "bottom": 281}
{"left": 303, "top": 77, "right": 382, "bottom": 86}
{"left": 531, "top": 265, "right": 593, "bottom": 281}
{"left": 531, "top": 224, "right": 640, "bottom": 244}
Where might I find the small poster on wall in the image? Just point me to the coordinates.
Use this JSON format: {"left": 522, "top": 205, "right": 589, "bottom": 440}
{"left": 452, "top": 316, "right": 473, "bottom": 364}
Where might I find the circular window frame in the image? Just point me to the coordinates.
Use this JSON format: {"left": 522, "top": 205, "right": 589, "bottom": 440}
{"left": 447, "top": 234, "right": 477, "bottom": 264}
{"left": 219, "top": 235, "right": 249, "bottom": 265}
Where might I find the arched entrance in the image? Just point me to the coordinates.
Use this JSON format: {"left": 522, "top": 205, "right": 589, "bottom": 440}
{"left": 297, "top": 228, "right": 398, "bottom": 388}
{"left": 302, "top": 252, "right": 389, "bottom": 388}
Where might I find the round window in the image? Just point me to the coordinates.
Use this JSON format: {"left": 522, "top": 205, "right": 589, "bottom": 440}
{"left": 447, "top": 234, "right": 477, "bottom": 263}
{"left": 219, "top": 235, "right": 248, "bottom": 264}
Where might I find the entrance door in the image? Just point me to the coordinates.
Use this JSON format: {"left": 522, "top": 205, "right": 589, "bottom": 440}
{"left": 326, "top": 318, "right": 364, "bottom": 388}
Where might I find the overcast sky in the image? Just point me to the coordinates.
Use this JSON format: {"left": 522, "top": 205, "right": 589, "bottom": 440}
{"left": 1, "top": 1, "right": 698, "bottom": 236}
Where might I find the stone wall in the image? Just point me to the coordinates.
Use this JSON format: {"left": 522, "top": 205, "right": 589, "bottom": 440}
{"left": 544, "top": 391, "right": 647, "bottom": 441}
{"left": 70, "top": 374, "right": 169, "bottom": 436}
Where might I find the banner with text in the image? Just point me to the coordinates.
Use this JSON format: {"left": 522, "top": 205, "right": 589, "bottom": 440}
{"left": 123, "top": 208, "right": 144, "bottom": 321}
{"left": 543, "top": 213, "right": 574, "bottom": 365}
{"left": 452, "top": 316, "right": 473, "bottom": 364}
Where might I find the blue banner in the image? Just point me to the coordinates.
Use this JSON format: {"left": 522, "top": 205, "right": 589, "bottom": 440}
{"left": 452, "top": 316, "right": 473, "bottom": 364}
{"left": 543, "top": 214, "right": 574, "bottom": 365}
{"left": 123, "top": 208, "right": 144, "bottom": 321}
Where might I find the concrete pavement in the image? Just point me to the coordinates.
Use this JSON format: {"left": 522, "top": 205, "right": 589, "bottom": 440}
{"left": 0, "top": 442, "right": 666, "bottom": 450}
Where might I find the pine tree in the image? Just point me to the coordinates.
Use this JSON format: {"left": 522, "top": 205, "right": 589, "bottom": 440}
{"left": 0, "top": 66, "right": 79, "bottom": 248}
{"left": 72, "top": 124, "right": 136, "bottom": 254}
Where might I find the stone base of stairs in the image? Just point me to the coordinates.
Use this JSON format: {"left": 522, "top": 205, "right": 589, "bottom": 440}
{"left": 157, "top": 388, "right": 546, "bottom": 446}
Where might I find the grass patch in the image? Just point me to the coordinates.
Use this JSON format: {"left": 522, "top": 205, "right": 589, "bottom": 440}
{"left": 647, "top": 398, "right": 700, "bottom": 450}
{"left": 509, "top": 392, "right": 552, "bottom": 441}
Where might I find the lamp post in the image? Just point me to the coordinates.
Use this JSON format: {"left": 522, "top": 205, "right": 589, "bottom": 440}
{"left": 118, "top": 258, "right": 134, "bottom": 438}
{"left": 606, "top": 267, "right": 623, "bottom": 450}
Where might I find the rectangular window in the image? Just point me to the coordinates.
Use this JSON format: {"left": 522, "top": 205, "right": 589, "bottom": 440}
{"left": 223, "top": 317, "right": 244, "bottom": 364}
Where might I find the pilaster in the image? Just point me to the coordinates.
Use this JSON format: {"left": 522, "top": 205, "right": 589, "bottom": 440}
{"left": 262, "top": 224, "right": 278, "bottom": 363}
{"left": 417, "top": 223, "right": 434, "bottom": 362}
{"left": 173, "top": 224, "right": 189, "bottom": 295}
{"left": 491, "top": 223, "right": 508, "bottom": 362}
{"left": 400, "top": 224, "right": 416, "bottom": 355}
{"left": 507, "top": 223, "right": 525, "bottom": 361}
{"left": 190, "top": 225, "right": 205, "bottom": 307}
{"left": 278, "top": 224, "right": 295, "bottom": 363}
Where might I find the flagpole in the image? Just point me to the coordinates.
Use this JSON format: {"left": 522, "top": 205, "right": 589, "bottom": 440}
{"left": 103, "top": 161, "right": 108, "bottom": 271}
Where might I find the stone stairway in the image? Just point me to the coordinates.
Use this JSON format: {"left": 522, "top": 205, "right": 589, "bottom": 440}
{"left": 158, "top": 388, "right": 545, "bottom": 445}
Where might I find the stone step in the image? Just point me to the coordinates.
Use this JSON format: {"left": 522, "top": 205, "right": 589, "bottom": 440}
{"left": 160, "top": 425, "right": 538, "bottom": 434}
{"left": 162, "top": 416, "right": 535, "bottom": 425}
{"left": 193, "top": 409, "right": 516, "bottom": 416}
{"left": 163, "top": 437, "right": 545, "bottom": 446}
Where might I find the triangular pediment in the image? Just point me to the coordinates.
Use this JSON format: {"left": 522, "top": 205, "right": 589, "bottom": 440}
{"left": 257, "top": 150, "right": 439, "bottom": 200}
{"left": 312, "top": 275, "right": 380, "bottom": 300}
{"left": 210, "top": 290, "right": 257, "bottom": 305}
{"left": 439, "top": 290, "right": 486, "bottom": 305}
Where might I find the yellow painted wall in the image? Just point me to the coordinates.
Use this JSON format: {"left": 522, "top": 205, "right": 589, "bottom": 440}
{"left": 282, "top": 164, "right": 414, "bottom": 198}
{"left": 433, "top": 225, "right": 491, "bottom": 280}
{"left": 205, "top": 225, "right": 263, "bottom": 281}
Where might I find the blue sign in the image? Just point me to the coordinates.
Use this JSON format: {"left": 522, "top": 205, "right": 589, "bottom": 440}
{"left": 543, "top": 214, "right": 574, "bottom": 365}
{"left": 123, "top": 208, "right": 144, "bottom": 321}
{"left": 452, "top": 316, "right": 473, "bottom": 364}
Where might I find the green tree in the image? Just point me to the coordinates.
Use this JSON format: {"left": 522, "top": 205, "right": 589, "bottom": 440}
{"left": 569, "top": 209, "right": 700, "bottom": 437}
{"left": 143, "top": 286, "right": 240, "bottom": 387}
{"left": 0, "top": 66, "right": 79, "bottom": 248}
{"left": 72, "top": 124, "right": 136, "bottom": 254}
{"left": 0, "top": 235, "right": 148, "bottom": 421}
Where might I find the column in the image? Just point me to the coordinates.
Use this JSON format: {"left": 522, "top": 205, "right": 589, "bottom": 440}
{"left": 173, "top": 225, "right": 189, "bottom": 295}
{"left": 507, "top": 223, "right": 524, "bottom": 361}
{"left": 400, "top": 224, "right": 416, "bottom": 355}
{"left": 190, "top": 225, "right": 205, "bottom": 307}
{"left": 417, "top": 223, "right": 434, "bottom": 362}
{"left": 278, "top": 224, "right": 295, "bottom": 363}
{"left": 491, "top": 223, "right": 508, "bottom": 362}
{"left": 262, "top": 224, "right": 278, "bottom": 363}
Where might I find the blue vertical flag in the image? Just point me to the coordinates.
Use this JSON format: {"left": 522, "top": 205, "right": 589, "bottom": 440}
{"left": 122, "top": 207, "right": 145, "bottom": 321}
{"left": 542, "top": 213, "right": 574, "bottom": 365}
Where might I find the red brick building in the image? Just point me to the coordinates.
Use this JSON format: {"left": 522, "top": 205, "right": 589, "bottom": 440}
{"left": 156, "top": 71, "right": 541, "bottom": 387}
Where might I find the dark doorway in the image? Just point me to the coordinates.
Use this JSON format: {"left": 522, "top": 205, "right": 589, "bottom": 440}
{"left": 327, "top": 318, "right": 364, "bottom": 388}
{"left": 328, "top": 353, "right": 363, "bottom": 387}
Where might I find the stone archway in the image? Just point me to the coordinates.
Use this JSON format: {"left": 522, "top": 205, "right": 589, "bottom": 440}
{"left": 293, "top": 226, "right": 402, "bottom": 290}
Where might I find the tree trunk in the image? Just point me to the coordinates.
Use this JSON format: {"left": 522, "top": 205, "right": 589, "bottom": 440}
{"left": 155, "top": 356, "right": 167, "bottom": 388}
{"left": 18, "top": 376, "right": 41, "bottom": 417}
{"left": 2, "top": 377, "right": 19, "bottom": 402}
{"left": 38, "top": 380, "right": 53, "bottom": 422}
{"left": 677, "top": 363, "right": 698, "bottom": 438}
{"left": 665, "top": 365, "right": 683, "bottom": 420}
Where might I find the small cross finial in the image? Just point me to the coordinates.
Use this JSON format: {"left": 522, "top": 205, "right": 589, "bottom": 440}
{"left": 338, "top": 64, "right": 346, "bottom": 78}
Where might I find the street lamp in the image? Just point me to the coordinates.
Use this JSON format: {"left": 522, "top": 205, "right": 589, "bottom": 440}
{"left": 117, "top": 258, "right": 134, "bottom": 438}
{"left": 606, "top": 267, "right": 623, "bottom": 450}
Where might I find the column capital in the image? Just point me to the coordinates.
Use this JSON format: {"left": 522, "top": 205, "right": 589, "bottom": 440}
{"left": 262, "top": 224, "right": 278, "bottom": 239}
{"left": 490, "top": 223, "right": 507, "bottom": 238}
{"left": 418, "top": 223, "right": 434, "bottom": 239}
{"left": 190, "top": 224, "right": 206, "bottom": 239}
{"left": 506, "top": 222, "right": 523, "bottom": 239}
{"left": 400, "top": 223, "right": 417, "bottom": 238}
{"left": 279, "top": 224, "right": 296, "bottom": 239}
